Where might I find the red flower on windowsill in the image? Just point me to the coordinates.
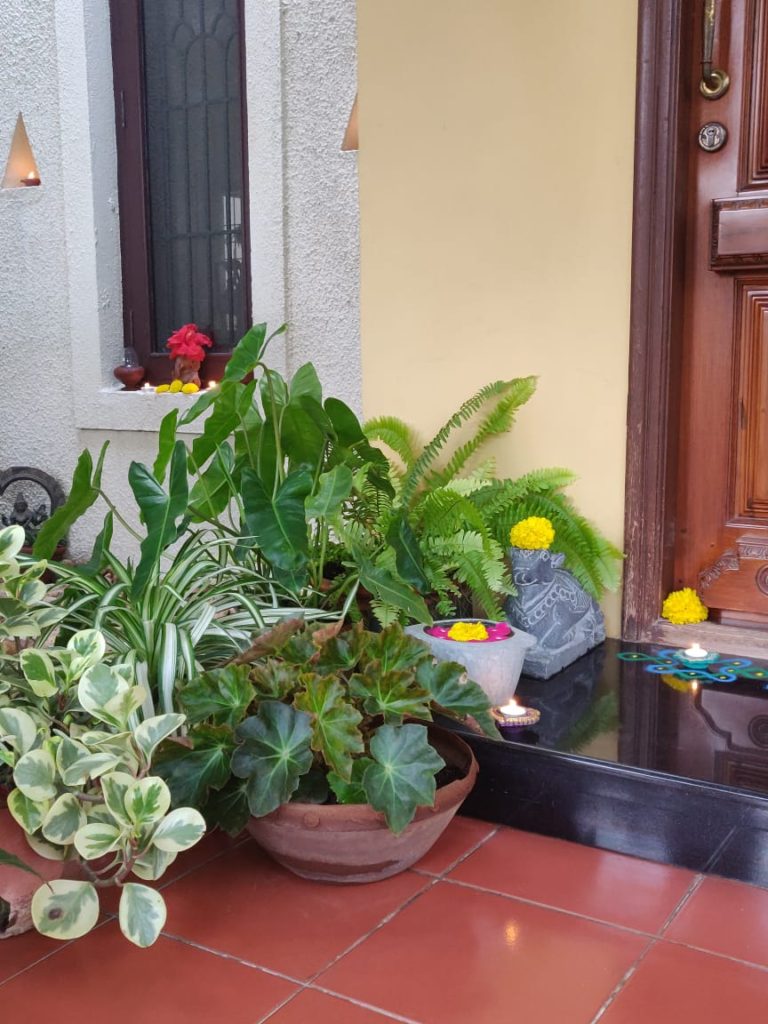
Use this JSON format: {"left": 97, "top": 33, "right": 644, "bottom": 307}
{"left": 166, "top": 323, "right": 212, "bottom": 363}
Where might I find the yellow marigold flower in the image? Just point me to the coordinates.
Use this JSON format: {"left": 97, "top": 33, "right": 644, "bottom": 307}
{"left": 155, "top": 384, "right": 170, "bottom": 394}
{"left": 447, "top": 621, "right": 489, "bottom": 642}
{"left": 169, "top": 379, "right": 183, "bottom": 393}
{"left": 181, "top": 382, "right": 200, "bottom": 394}
{"left": 661, "top": 588, "right": 708, "bottom": 625}
{"left": 509, "top": 516, "right": 555, "bottom": 550}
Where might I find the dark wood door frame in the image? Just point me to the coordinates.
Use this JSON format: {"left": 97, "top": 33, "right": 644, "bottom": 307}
{"left": 623, "top": 0, "right": 768, "bottom": 656}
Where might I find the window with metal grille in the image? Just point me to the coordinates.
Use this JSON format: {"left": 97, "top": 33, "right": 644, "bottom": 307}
{"left": 109, "top": 0, "right": 251, "bottom": 384}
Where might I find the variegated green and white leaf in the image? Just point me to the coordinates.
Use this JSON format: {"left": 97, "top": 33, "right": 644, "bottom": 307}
{"left": 25, "top": 830, "right": 69, "bottom": 861}
{"left": 60, "top": 751, "right": 120, "bottom": 788}
{"left": 67, "top": 628, "right": 107, "bottom": 672}
{"left": 19, "top": 648, "right": 57, "bottom": 698}
{"left": 55, "top": 735, "right": 89, "bottom": 779}
{"left": 99, "top": 772, "right": 135, "bottom": 828}
{"left": 19, "top": 579, "right": 47, "bottom": 605}
{"left": 124, "top": 777, "right": 171, "bottom": 827}
{"left": 78, "top": 663, "right": 125, "bottom": 720}
{"left": 84, "top": 802, "right": 116, "bottom": 826}
{"left": 133, "top": 713, "right": 185, "bottom": 762}
{"left": 0, "top": 707, "right": 38, "bottom": 755}
{"left": 42, "top": 793, "right": 86, "bottom": 845}
{"left": 74, "top": 822, "right": 124, "bottom": 860}
{"left": 119, "top": 883, "right": 167, "bottom": 948}
{"left": 0, "top": 525, "right": 25, "bottom": 561}
{"left": 7, "top": 788, "right": 51, "bottom": 834}
{"left": 103, "top": 685, "right": 147, "bottom": 730}
{"left": 31, "top": 879, "right": 99, "bottom": 940}
{"left": 131, "top": 845, "right": 177, "bottom": 881}
{"left": 150, "top": 808, "right": 206, "bottom": 853}
{"left": 14, "top": 748, "right": 57, "bottom": 800}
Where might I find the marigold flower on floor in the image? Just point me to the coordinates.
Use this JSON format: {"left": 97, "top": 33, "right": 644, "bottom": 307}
{"left": 661, "top": 587, "right": 708, "bottom": 625}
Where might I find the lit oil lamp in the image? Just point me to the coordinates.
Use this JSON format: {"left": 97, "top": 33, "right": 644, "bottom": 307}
{"left": 673, "top": 642, "right": 719, "bottom": 669}
{"left": 493, "top": 696, "right": 541, "bottom": 734}
{"left": 20, "top": 171, "right": 41, "bottom": 186}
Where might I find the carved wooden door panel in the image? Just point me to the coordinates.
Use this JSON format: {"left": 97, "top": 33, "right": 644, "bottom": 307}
{"left": 676, "top": 0, "right": 768, "bottom": 624}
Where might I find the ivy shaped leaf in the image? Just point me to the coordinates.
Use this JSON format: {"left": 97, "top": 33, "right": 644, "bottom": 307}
{"left": 153, "top": 724, "right": 235, "bottom": 809}
{"left": 232, "top": 702, "right": 313, "bottom": 817}
{"left": 293, "top": 674, "right": 364, "bottom": 779}
{"left": 349, "top": 669, "right": 432, "bottom": 724}
{"left": 415, "top": 660, "right": 497, "bottom": 737}
{"left": 328, "top": 758, "right": 371, "bottom": 805}
{"left": 177, "top": 666, "right": 255, "bottom": 728}
{"left": 363, "top": 724, "right": 445, "bottom": 834}
{"left": 249, "top": 660, "right": 300, "bottom": 701}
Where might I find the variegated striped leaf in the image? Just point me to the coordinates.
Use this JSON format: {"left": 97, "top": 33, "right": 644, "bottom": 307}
{"left": 55, "top": 735, "right": 89, "bottom": 778}
{"left": 42, "top": 794, "right": 86, "bottom": 845}
{"left": 133, "top": 713, "right": 185, "bottom": 762}
{"left": 99, "top": 772, "right": 135, "bottom": 828}
{"left": 77, "top": 663, "right": 125, "bottom": 722}
{"left": 0, "top": 525, "right": 25, "bottom": 560}
{"left": 103, "top": 685, "right": 147, "bottom": 729}
{"left": 19, "top": 648, "right": 58, "bottom": 698}
{"left": 150, "top": 808, "right": 206, "bottom": 853}
{"left": 124, "top": 777, "right": 171, "bottom": 827}
{"left": 67, "top": 628, "right": 107, "bottom": 671}
{"left": 31, "top": 879, "right": 99, "bottom": 940}
{"left": 131, "top": 845, "right": 177, "bottom": 881}
{"left": 73, "top": 822, "right": 124, "bottom": 860}
{"left": 14, "top": 748, "right": 57, "bottom": 800}
{"left": 119, "top": 883, "right": 167, "bottom": 948}
{"left": 0, "top": 707, "right": 38, "bottom": 755}
{"left": 25, "top": 831, "right": 69, "bottom": 861}
{"left": 7, "top": 788, "right": 51, "bottom": 834}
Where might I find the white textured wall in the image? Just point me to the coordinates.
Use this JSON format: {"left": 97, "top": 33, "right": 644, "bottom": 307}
{"left": 0, "top": 0, "right": 360, "bottom": 561}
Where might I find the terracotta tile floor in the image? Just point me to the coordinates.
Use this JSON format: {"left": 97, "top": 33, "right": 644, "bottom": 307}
{"left": 3, "top": 818, "right": 768, "bottom": 1023}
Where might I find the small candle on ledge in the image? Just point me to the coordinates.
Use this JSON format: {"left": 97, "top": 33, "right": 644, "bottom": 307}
{"left": 207, "top": 380, "right": 218, "bottom": 390}
{"left": 493, "top": 697, "right": 541, "bottom": 733}
{"left": 683, "top": 642, "right": 708, "bottom": 661}
{"left": 141, "top": 382, "right": 154, "bottom": 394}
{"left": 20, "top": 171, "right": 41, "bottom": 187}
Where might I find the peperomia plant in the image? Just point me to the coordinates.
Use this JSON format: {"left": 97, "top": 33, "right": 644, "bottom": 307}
{"left": 0, "top": 526, "right": 205, "bottom": 948}
{"left": 158, "top": 620, "right": 496, "bottom": 836}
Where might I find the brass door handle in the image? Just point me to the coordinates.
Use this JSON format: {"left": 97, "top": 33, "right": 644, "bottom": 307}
{"left": 700, "top": 0, "right": 730, "bottom": 99}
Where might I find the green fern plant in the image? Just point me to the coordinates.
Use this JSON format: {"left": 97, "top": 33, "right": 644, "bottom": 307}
{"left": 362, "top": 378, "right": 622, "bottom": 624}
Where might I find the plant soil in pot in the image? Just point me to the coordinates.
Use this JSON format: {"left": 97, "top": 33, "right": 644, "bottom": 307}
{"left": 246, "top": 726, "right": 478, "bottom": 883}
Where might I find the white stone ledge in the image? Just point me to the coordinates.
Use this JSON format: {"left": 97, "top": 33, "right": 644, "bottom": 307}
{"left": 74, "top": 388, "right": 208, "bottom": 434}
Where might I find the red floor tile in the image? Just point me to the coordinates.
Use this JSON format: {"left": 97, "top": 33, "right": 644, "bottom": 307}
{"left": 665, "top": 875, "right": 768, "bottom": 966}
{"left": 600, "top": 941, "right": 768, "bottom": 1024}
{"left": 0, "top": 920, "right": 296, "bottom": 1023}
{"left": 412, "top": 816, "right": 496, "bottom": 875}
{"left": 161, "top": 840, "right": 430, "bottom": 980}
{"left": 269, "top": 988, "right": 403, "bottom": 1023}
{"left": 449, "top": 827, "right": 694, "bottom": 933}
{"left": 318, "top": 879, "right": 647, "bottom": 1024}
{"left": 0, "top": 926, "right": 67, "bottom": 984}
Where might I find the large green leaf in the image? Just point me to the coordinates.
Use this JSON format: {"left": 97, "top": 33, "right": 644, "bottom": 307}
{"left": 358, "top": 562, "right": 432, "bottom": 625}
{"left": 203, "top": 777, "right": 250, "bottom": 836}
{"left": 31, "top": 879, "right": 99, "bottom": 940}
{"left": 415, "top": 660, "right": 497, "bottom": 736}
{"left": 294, "top": 675, "right": 364, "bottom": 779}
{"left": 77, "top": 511, "right": 114, "bottom": 578}
{"left": 177, "top": 666, "right": 255, "bottom": 727}
{"left": 305, "top": 465, "right": 354, "bottom": 520}
{"left": 190, "top": 380, "right": 254, "bottom": 470}
{"left": 153, "top": 409, "right": 180, "bottom": 483}
{"left": 232, "top": 702, "right": 313, "bottom": 817}
{"left": 189, "top": 442, "right": 236, "bottom": 521}
{"left": 325, "top": 397, "right": 394, "bottom": 497}
{"left": 154, "top": 725, "right": 235, "bottom": 807}
{"left": 222, "top": 322, "right": 282, "bottom": 383}
{"left": 289, "top": 362, "right": 323, "bottom": 403}
{"left": 386, "top": 514, "right": 430, "bottom": 592}
{"left": 241, "top": 468, "right": 312, "bottom": 573}
{"left": 349, "top": 670, "right": 432, "bottom": 724}
{"left": 363, "top": 724, "right": 445, "bottom": 834}
{"left": 119, "top": 883, "right": 167, "bottom": 948}
{"left": 129, "top": 441, "right": 189, "bottom": 597}
{"left": 281, "top": 395, "right": 332, "bottom": 470}
{"left": 33, "top": 442, "right": 109, "bottom": 558}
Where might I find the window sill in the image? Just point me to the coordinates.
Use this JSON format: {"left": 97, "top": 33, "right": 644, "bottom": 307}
{"left": 73, "top": 386, "right": 210, "bottom": 433}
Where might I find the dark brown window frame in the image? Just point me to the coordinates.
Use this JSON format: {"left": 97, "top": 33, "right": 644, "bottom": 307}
{"left": 108, "top": 0, "right": 252, "bottom": 384}
{"left": 624, "top": 0, "right": 768, "bottom": 657}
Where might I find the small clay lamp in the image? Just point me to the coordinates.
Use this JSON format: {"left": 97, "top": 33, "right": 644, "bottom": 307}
{"left": 113, "top": 346, "right": 146, "bottom": 390}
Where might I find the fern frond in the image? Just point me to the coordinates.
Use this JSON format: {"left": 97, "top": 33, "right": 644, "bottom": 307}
{"left": 428, "top": 376, "right": 537, "bottom": 489}
{"left": 471, "top": 468, "right": 577, "bottom": 521}
{"left": 442, "top": 459, "right": 497, "bottom": 495}
{"left": 400, "top": 378, "right": 536, "bottom": 507}
{"left": 363, "top": 416, "right": 420, "bottom": 474}
{"left": 415, "top": 489, "right": 491, "bottom": 544}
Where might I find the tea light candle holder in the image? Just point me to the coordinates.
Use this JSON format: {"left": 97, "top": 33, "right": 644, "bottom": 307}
{"left": 493, "top": 698, "right": 541, "bottom": 734}
{"left": 673, "top": 642, "right": 719, "bottom": 670}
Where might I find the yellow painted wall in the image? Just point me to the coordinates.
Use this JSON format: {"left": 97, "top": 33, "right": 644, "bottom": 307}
{"left": 357, "top": 0, "right": 638, "bottom": 636}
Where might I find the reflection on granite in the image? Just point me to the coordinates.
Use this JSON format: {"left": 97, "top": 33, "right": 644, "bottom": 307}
{"left": 512, "top": 639, "right": 768, "bottom": 798}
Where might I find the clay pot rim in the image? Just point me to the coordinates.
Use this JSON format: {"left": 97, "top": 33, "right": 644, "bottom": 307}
{"left": 256, "top": 726, "right": 478, "bottom": 828}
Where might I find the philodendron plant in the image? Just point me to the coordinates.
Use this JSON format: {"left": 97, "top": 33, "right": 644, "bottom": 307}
{"left": 0, "top": 527, "right": 205, "bottom": 947}
{"left": 158, "top": 620, "right": 496, "bottom": 836}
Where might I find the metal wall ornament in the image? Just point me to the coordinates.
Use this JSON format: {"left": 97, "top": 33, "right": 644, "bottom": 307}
{"left": 0, "top": 467, "right": 65, "bottom": 548}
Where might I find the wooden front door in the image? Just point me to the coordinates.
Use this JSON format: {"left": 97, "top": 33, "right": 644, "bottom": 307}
{"left": 676, "top": 0, "right": 768, "bottom": 625}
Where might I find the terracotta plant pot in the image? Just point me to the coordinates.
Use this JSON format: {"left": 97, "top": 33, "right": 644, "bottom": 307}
{"left": 246, "top": 726, "right": 478, "bottom": 884}
{"left": 0, "top": 808, "right": 73, "bottom": 939}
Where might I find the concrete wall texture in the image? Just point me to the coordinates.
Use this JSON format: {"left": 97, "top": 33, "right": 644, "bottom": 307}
{"left": 0, "top": 0, "right": 360, "bottom": 559}
{"left": 357, "top": 0, "right": 639, "bottom": 635}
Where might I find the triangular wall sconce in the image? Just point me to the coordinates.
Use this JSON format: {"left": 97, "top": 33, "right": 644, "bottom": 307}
{"left": 2, "top": 113, "right": 41, "bottom": 188}
{"left": 341, "top": 94, "right": 358, "bottom": 152}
